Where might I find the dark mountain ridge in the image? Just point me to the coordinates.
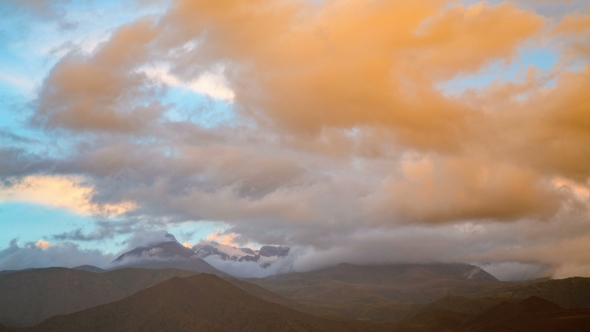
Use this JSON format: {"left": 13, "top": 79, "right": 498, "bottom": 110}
{"left": 460, "top": 296, "right": 590, "bottom": 332}
{"left": 453, "top": 275, "right": 590, "bottom": 308}
{"left": 72, "top": 265, "right": 105, "bottom": 273}
{"left": 27, "top": 274, "right": 393, "bottom": 332}
{"left": 0, "top": 267, "right": 198, "bottom": 327}
{"left": 251, "top": 263, "right": 499, "bottom": 305}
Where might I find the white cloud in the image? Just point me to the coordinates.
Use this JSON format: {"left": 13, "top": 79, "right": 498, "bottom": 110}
{"left": 141, "top": 64, "right": 235, "bottom": 101}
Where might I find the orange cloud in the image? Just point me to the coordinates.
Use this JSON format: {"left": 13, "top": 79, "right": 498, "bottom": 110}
{"left": 554, "top": 14, "right": 590, "bottom": 35}
{"left": 33, "top": 18, "right": 160, "bottom": 132}
{"left": 25, "top": 0, "right": 590, "bottom": 232}
{"left": 0, "top": 175, "right": 135, "bottom": 216}
{"left": 35, "top": 240, "right": 51, "bottom": 250}
{"left": 368, "top": 156, "right": 561, "bottom": 223}
{"left": 157, "top": 0, "right": 543, "bottom": 152}
{"left": 204, "top": 230, "right": 240, "bottom": 247}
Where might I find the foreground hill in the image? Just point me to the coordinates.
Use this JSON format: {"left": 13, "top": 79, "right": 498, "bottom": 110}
{"left": 248, "top": 263, "right": 590, "bottom": 322}
{"left": 15, "top": 275, "right": 589, "bottom": 332}
{"left": 0, "top": 267, "right": 199, "bottom": 327}
{"left": 453, "top": 276, "right": 590, "bottom": 309}
{"left": 394, "top": 296, "right": 590, "bottom": 332}
{"left": 462, "top": 296, "right": 590, "bottom": 332}
{"left": 28, "top": 274, "right": 393, "bottom": 332}
{"left": 223, "top": 276, "right": 299, "bottom": 308}
{"left": 3, "top": 262, "right": 589, "bottom": 328}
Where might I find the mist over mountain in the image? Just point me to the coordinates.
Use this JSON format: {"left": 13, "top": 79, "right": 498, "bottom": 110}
{"left": 109, "top": 234, "right": 292, "bottom": 277}
{"left": 192, "top": 241, "right": 290, "bottom": 267}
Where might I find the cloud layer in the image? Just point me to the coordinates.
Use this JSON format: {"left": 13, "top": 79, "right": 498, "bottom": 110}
{"left": 1, "top": 0, "right": 590, "bottom": 278}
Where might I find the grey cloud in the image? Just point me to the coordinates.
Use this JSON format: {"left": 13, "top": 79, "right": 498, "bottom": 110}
{"left": 0, "top": 148, "right": 58, "bottom": 179}
{"left": 203, "top": 254, "right": 298, "bottom": 278}
{"left": 52, "top": 219, "right": 152, "bottom": 243}
{"left": 0, "top": 239, "right": 112, "bottom": 271}
{"left": 52, "top": 226, "right": 117, "bottom": 243}
{"left": 477, "top": 262, "right": 549, "bottom": 282}
{"left": 0, "top": 128, "right": 40, "bottom": 145}
{"left": 120, "top": 229, "right": 178, "bottom": 252}
{"left": 0, "top": 0, "right": 70, "bottom": 21}
{"left": 469, "top": 0, "right": 590, "bottom": 18}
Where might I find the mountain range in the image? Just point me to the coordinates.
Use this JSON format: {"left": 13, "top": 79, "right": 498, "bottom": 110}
{"left": 1, "top": 269, "right": 588, "bottom": 331}
{"left": 0, "top": 267, "right": 199, "bottom": 327}
{"left": 112, "top": 236, "right": 289, "bottom": 271}
{"left": 24, "top": 274, "right": 388, "bottom": 332}
{"left": 1, "top": 239, "right": 589, "bottom": 331}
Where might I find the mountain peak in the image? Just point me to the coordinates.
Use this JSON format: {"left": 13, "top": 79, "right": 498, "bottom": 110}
{"left": 164, "top": 233, "right": 177, "bottom": 242}
{"left": 192, "top": 241, "right": 290, "bottom": 268}
{"left": 113, "top": 241, "right": 195, "bottom": 263}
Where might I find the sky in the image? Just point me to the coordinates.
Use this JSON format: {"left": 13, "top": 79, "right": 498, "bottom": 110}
{"left": 0, "top": 0, "right": 589, "bottom": 280}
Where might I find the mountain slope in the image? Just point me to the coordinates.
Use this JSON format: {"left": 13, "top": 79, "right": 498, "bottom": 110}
{"left": 454, "top": 276, "right": 590, "bottom": 309}
{"left": 72, "top": 265, "right": 105, "bottom": 273}
{"left": 309, "top": 263, "right": 498, "bottom": 284}
{"left": 30, "top": 274, "right": 393, "bottom": 332}
{"left": 416, "top": 295, "right": 511, "bottom": 315}
{"left": 0, "top": 267, "right": 125, "bottom": 327}
{"left": 462, "top": 296, "right": 590, "bottom": 332}
{"left": 251, "top": 263, "right": 498, "bottom": 305}
{"left": 0, "top": 267, "right": 198, "bottom": 327}
{"left": 113, "top": 241, "right": 196, "bottom": 262}
{"left": 223, "top": 276, "right": 298, "bottom": 308}
{"left": 397, "top": 307, "right": 473, "bottom": 332}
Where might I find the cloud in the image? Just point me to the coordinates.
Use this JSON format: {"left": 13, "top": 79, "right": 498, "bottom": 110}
{"left": 366, "top": 155, "right": 562, "bottom": 223}
{"left": 0, "top": 239, "right": 112, "bottom": 271}
{"left": 477, "top": 262, "right": 549, "bottom": 281}
{"left": 203, "top": 230, "right": 240, "bottom": 247}
{"left": 1, "top": 0, "right": 590, "bottom": 278}
{"left": 203, "top": 252, "right": 299, "bottom": 278}
{"left": 0, "top": 129, "right": 39, "bottom": 144}
{"left": 0, "top": 0, "right": 71, "bottom": 21}
{"left": 51, "top": 219, "right": 139, "bottom": 242}
{"left": 0, "top": 175, "right": 135, "bottom": 216}
{"left": 120, "top": 229, "right": 178, "bottom": 251}
{"left": 35, "top": 240, "right": 51, "bottom": 250}
{"left": 32, "top": 18, "right": 162, "bottom": 132}
{"left": 157, "top": 0, "right": 542, "bottom": 151}
{"left": 141, "top": 64, "right": 235, "bottom": 100}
